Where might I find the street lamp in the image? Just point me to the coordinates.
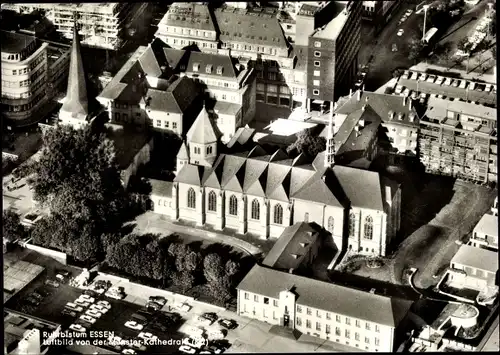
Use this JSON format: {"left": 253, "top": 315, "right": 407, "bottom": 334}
{"left": 422, "top": 5, "right": 430, "bottom": 42}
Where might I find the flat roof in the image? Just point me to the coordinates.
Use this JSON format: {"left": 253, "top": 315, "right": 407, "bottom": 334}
{"left": 149, "top": 179, "right": 173, "bottom": 198}
{"left": 237, "top": 264, "right": 413, "bottom": 327}
{"left": 3, "top": 261, "right": 45, "bottom": 303}
{"left": 312, "top": 2, "right": 348, "bottom": 40}
{"left": 264, "top": 118, "right": 317, "bottom": 136}
{"left": 451, "top": 244, "right": 498, "bottom": 272}
{"left": 425, "top": 96, "right": 497, "bottom": 121}
{"left": 473, "top": 213, "right": 498, "bottom": 238}
{"left": 0, "top": 30, "right": 37, "bottom": 53}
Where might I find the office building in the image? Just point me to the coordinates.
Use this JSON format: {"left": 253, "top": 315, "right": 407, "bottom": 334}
{"left": 419, "top": 97, "right": 497, "bottom": 183}
{"left": 1, "top": 31, "right": 49, "bottom": 127}
{"left": 469, "top": 213, "right": 498, "bottom": 251}
{"left": 237, "top": 264, "right": 413, "bottom": 352}
{"left": 1, "top": 3, "right": 137, "bottom": 50}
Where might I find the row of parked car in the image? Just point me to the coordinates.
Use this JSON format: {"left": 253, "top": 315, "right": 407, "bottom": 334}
{"left": 401, "top": 70, "right": 496, "bottom": 93}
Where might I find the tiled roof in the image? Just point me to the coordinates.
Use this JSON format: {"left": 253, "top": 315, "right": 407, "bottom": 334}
{"left": 473, "top": 214, "right": 498, "bottom": 239}
{"left": 163, "top": 48, "right": 188, "bottom": 70}
{"left": 425, "top": 97, "right": 497, "bottom": 121}
{"left": 145, "top": 76, "right": 198, "bottom": 114}
{"left": 451, "top": 244, "right": 498, "bottom": 273}
{"left": 397, "top": 77, "right": 497, "bottom": 107}
{"left": 336, "top": 106, "right": 381, "bottom": 155}
{"left": 263, "top": 222, "right": 321, "bottom": 270}
{"left": 214, "top": 101, "right": 242, "bottom": 116}
{"left": 177, "top": 141, "right": 189, "bottom": 160}
{"left": 0, "top": 30, "right": 36, "bottom": 53}
{"left": 150, "top": 179, "right": 173, "bottom": 197}
{"left": 161, "top": 3, "right": 216, "bottom": 32}
{"left": 335, "top": 90, "right": 419, "bottom": 127}
{"left": 227, "top": 126, "right": 256, "bottom": 148}
{"left": 176, "top": 143, "right": 392, "bottom": 210}
{"left": 214, "top": 8, "right": 288, "bottom": 49}
{"left": 237, "top": 264, "right": 413, "bottom": 327}
{"left": 187, "top": 106, "right": 221, "bottom": 144}
{"left": 175, "top": 164, "right": 204, "bottom": 186}
{"left": 138, "top": 45, "right": 162, "bottom": 78}
{"left": 333, "top": 165, "right": 384, "bottom": 211}
{"left": 186, "top": 51, "right": 239, "bottom": 80}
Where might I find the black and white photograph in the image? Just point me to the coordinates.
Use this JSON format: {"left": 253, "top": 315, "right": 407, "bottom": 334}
{"left": 1, "top": 1, "right": 498, "bottom": 354}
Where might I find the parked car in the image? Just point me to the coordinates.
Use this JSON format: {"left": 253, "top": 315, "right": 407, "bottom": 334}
{"left": 78, "top": 295, "right": 95, "bottom": 303}
{"left": 34, "top": 288, "right": 50, "bottom": 297}
{"left": 24, "top": 297, "right": 40, "bottom": 306}
{"left": 69, "top": 324, "right": 86, "bottom": 333}
{"left": 151, "top": 322, "right": 169, "bottom": 332}
{"left": 62, "top": 309, "right": 77, "bottom": 317}
{"left": 65, "top": 303, "right": 84, "bottom": 312}
{"left": 31, "top": 292, "right": 43, "bottom": 301}
{"left": 397, "top": 29, "right": 404, "bottom": 36}
{"left": 90, "top": 304, "right": 108, "bottom": 314}
{"left": 74, "top": 299, "right": 91, "bottom": 308}
{"left": 55, "top": 269, "right": 71, "bottom": 281}
{"left": 185, "top": 325, "right": 205, "bottom": 338}
{"left": 122, "top": 349, "right": 136, "bottom": 355}
{"left": 149, "top": 296, "right": 167, "bottom": 306}
{"left": 138, "top": 332, "right": 158, "bottom": 342}
{"left": 85, "top": 309, "right": 103, "bottom": 318}
{"left": 97, "top": 300, "right": 111, "bottom": 309}
{"left": 207, "top": 328, "right": 225, "bottom": 340}
{"left": 125, "top": 321, "right": 144, "bottom": 331}
{"left": 218, "top": 319, "right": 237, "bottom": 330}
{"left": 83, "top": 289, "right": 98, "bottom": 298}
{"left": 183, "top": 337, "right": 206, "bottom": 349}
{"left": 201, "top": 313, "right": 218, "bottom": 323}
{"left": 79, "top": 315, "right": 96, "bottom": 324}
{"left": 146, "top": 301, "right": 162, "bottom": 312}
{"left": 179, "top": 345, "right": 197, "bottom": 354}
{"left": 45, "top": 279, "right": 60, "bottom": 288}
{"left": 406, "top": 9, "right": 413, "bottom": 16}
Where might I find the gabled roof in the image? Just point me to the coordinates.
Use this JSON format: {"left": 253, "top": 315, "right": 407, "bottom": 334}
{"left": 333, "top": 165, "right": 384, "bottom": 211}
{"left": 138, "top": 45, "right": 163, "bottom": 78}
{"left": 146, "top": 76, "right": 198, "bottom": 114}
{"left": 237, "top": 264, "right": 413, "bottom": 327}
{"left": 163, "top": 48, "right": 188, "bottom": 70}
{"left": 186, "top": 51, "right": 239, "bottom": 80}
{"left": 336, "top": 106, "right": 382, "bottom": 156}
{"left": 293, "top": 170, "right": 343, "bottom": 207}
{"left": 335, "top": 90, "right": 419, "bottom": 127}
{"left": 263, "top": 222, "right": 322, "bottom": 270}
{"left": 214, "top": 8, "right": 288, "bottom": 49}
{"left": 174, "top": 164, "right": 204, "bottom": 186}
{"left": 187, "top": 106, "right": 221, "bottom": 144}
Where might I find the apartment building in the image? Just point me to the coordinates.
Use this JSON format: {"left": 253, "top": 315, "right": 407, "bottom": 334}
{"left": 419, "top": 97, "right": 497, "bottom": 184}
{"left": 98, "top": 39, "right": 255, "bottom": 142}
{"left": 395, "top": 69, "right": 497, "bottom": 108}
{"left": 237, "top": 264, "right": 413, "bottom": 352}
{"left": 469, "top": 213, "right": 498, "bottom": 251}
{"left": 335, "top": 90, "right": 420, "bottom": 160}
{"left": 2, "top": 3, "right": 136, "bottom": 50}
{"left": 154, "top": 2, "right": 362, "bottom": 111}
{"left": 1, "top": 31, "right": 49, "bottom": 127}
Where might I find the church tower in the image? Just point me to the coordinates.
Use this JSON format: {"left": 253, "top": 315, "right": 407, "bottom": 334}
{"left": 324, "top": 101, "right": 335, "bottom": 168}
{"left": 58, "top": 15, "right": 96, "bottom": 128}
{"left": 185, "top": 104, "right": 221, "bottom": 167}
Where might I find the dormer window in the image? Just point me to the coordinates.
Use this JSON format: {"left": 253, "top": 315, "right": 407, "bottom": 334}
{"left": 193, "top": 63, "right": 200, "bottom": 72}
{"left": 206, "top": 64, "right": 213, "bottom": 74}
{"left": 216, "top": 66, "right": 223, "bottom": 75}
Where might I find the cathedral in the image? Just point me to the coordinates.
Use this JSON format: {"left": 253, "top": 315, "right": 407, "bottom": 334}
{"left": 166, "top": 104, "right": 401, "bottom": 257}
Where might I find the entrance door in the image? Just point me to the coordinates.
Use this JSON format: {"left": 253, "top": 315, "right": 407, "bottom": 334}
{"left": 283, "top": 314, "right": 290, "bottom": 327}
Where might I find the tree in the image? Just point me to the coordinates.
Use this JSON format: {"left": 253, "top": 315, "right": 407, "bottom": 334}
{"left": 456, "top": 38, "right": 471, "bottom": 54}
{"left": 203, "top": 254, "right": 224, "bottom": 284}
{"left": 408, "top": 36, "right": 426, "bottom": 62}
{"left": 286, "top": 129, "right": 326, "bottom": 157}
{"left": 184, "top": 251, "right": 201, "bottom": 273}
{"left": 3, "top": 209, "right": 25, "bottom": 243}
{"left": 225, "top": 260, "right": 239, "bottom": 278}
{"left": 172, "top": 270, "right": 195, "bottom": 293}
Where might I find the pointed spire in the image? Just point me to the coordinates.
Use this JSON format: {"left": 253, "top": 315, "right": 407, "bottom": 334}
{"left": 324, "top": 101, "right": 335, "bottom": 168}
{"left": 60, "top": 13, "right": 91, "bottom": 119}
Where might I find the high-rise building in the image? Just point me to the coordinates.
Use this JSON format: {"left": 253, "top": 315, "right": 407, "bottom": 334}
{"left": 1, "top": 31, "right": 49, "bottom": 126}
{"left": 1, "top": 3, "right": 136, "bottom": 50}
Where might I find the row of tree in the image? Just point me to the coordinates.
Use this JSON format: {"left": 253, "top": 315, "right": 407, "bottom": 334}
{"left": 105, "top": 235, "right": 240, "bottom": 303}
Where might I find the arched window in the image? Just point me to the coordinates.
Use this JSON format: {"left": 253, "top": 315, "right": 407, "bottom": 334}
{"left": 187, "top": 188, "right": 196, "bottom": 209}
{"left": 251, "top": 199, "right": 260, "bottom": 220}
{"left": 304, "top": 212, "right": 309, "bottom": 222}
{"left": 229, "top": 195, "right": 238, "bottom": 215}
{"left": 364, "top": 216, "right": 373, "bottom": 240}
{"left": 273, "top": 204, "right": 283, "bottom": 224}
{"left": 327, "top": 216, "right": 334, "bottom": 234}
{"left": 349, "top": 213, "right": 356, "bottom": 237}
{"left": 208, "top": 191, "right": 217, "bottom": 212}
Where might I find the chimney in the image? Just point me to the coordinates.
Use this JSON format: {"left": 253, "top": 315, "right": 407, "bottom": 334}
{"left": 359, "top": 118, "right": 365, "bottom": 128}
{"left": 321, "top": 175, "right": 326, "bottom": 182}
{"left": 409, "top": 98, "right": 412, "bottom": 110}
{"left": 409, "top": 112, "right": 415, "bottom": 123}
{"left": 235, "top": 63, "right": 241, "bottom": 71}
{"left": 354, "top": 125, "right": 359, "bottom": 132}
{"left": 357, "top": 89, "right": 361, "bottom": 101}
{"left": 349, "top": 88, "right": 353, "bottom": 97}
{"left": 362, "top": 104, "right": 366, "bottom": 111}
{"left": 388, "top": 110, "right": 394, "bottom": 120}
{"left": 403, "top": 95, "right": 407, "bottom": 106}
{"left": 369, "top": 288, "right": 376, "bottom": 294}
{"left": 289, "top": 268, "right": 294, "bottom": 274}
{"left": 398, "top": 112, "right": 404, "bottom": 120}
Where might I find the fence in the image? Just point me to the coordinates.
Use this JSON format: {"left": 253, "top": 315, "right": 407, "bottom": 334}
{"left": 25, "top": 243, "right": 67, "bottom": 265}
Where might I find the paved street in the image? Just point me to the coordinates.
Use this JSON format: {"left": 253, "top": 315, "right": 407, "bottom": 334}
{"left": 480, "top": 316, "right": 499, "bottom": 352}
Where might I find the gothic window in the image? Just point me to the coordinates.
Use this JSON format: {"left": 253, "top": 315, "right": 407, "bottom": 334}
{"left": 274, "top": 204, "right": 283, "bottom": 224}
{"left": 208, "top": 191, "right": 217, "bottom": 212}
{"left": 349, "top": 213, "right": 356, "bottom": 237}
{"left": 364, "top": 216, "right": 373, "bottom": 240}
{"left": 229, "top": 195, "right": 238, "bottom": 216}
{"left": 328, "top": 216, "right": 334, "bottom": 234}
{"left": 187, "top": 188, "right": 196, "bottom": 209}
{"left": 251, "top": 199, "right": 260, "bottom": 220}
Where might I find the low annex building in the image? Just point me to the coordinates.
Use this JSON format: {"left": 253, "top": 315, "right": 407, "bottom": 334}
{"left": 469, "top": 213, "right": 498, "bottom": 251}
{"left": 236, "top": 264, "right": 413, "bottom": 352}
